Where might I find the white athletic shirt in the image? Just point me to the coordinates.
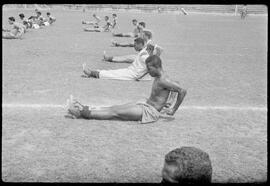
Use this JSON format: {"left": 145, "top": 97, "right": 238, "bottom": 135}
{"left": 128, "top": 47, "right": 149, "bottom": 76}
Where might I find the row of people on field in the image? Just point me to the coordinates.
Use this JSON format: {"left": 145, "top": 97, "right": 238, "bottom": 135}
{"left": 67, "top": 15, "right": 185, "bottom": 125}
{"left": 2, "top": 9, "right": 56, "bottom": 39}
{"left": 82, "top": 13, "right": 117, "bottom": 32}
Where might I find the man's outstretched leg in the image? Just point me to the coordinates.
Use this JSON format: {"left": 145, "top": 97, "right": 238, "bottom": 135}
{"left": 66, "top": 95, "right": 143, "bottom": 121}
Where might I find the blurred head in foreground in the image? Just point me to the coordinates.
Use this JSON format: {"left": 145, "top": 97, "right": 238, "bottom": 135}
{"left": 161, "top": 146, "right": 212, "bottom": 184}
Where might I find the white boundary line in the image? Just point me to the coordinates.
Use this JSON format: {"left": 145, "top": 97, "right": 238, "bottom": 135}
{"left": 2, "top": 103, "right": 267, "bottom": 111}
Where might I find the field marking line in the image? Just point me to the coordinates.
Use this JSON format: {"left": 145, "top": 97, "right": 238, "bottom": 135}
{"left": 2, "top": 103, "right": 267, "bottom": 111}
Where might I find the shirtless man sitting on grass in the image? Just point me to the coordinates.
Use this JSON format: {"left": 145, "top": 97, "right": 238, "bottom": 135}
{"left": 66, "top": 55, "right": 187, "bottom": 124}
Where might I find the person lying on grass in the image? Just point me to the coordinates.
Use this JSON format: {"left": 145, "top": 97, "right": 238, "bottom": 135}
{"left": 2, "top": 17, "right": 25, "bottom": 39}
{"left": 66, "top": 55, "right": 187, "bottom": 124}
{"left": 83, "top": 16, "right": 112, "bottom": 32}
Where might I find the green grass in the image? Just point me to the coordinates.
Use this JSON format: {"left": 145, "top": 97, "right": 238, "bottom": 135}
{"left": 2, "top": 9, "right": 267, "bottom": 182}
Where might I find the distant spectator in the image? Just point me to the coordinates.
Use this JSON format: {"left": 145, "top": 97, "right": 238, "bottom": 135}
{"left": 111, "top": 13, "right": 117, "bottom": 29}
{"left": 161, "top": 147, "right": 212, "bottom": 184}
{"left": 241, "top": 5, "right": 247, "bottom": 19}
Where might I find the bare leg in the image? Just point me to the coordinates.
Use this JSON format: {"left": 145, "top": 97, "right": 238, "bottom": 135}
{"left": 90, "top": 103, "right": 142, "bottom": 121}
{"left": 112, "top": 32, "right": 134, "bottom": 37}
{"left": 67, "top": 96, "right": 143, "bottom": 121}
{"left": 84, "top": 27, "right": 101, "bottom": 32}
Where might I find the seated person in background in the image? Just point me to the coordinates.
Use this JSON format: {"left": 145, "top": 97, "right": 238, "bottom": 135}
{"left": 3, "top": 17, "right": 25, "bottom": 39}
{"left": 106, "top": 30, "right": 163, "bottom": 64}
{"left": 66, "top": 55, "right": 187, "bottom": 124}
{"left": 19, "top": 13, "right": 32, "bottom": 29}
{"left": 112, "top": 27, "right": 151, "bottom": 48}
{"left": 112, "top": 19, "right": 139, "bottom": 37}
{"left": 161, "top": 147, "right": 212, "bottom": 184}
{"left": 82, "top": 38, "right": 151, "bottom": 81}
{"left": 84, "top": 16, "right": 112, "bottom": 32}
{"left": 45, "top": 12, "right": 56, "bottom": 25}
{"left": 82, "top": 13, "right": 101, "bottom": 27}
{"left": 36, "top": 11, "right": 46, "bottom": 26}
{"left": 29, "top": 11, "right": 44, "bottom": 28}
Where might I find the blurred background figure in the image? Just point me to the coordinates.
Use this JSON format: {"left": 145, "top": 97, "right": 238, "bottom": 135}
{"left": 241, "top": 5, "right": 248, "bottom": 19}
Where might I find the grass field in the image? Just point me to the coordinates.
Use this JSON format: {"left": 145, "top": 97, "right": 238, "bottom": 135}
{"left": 2, "top": 9, "right": 267, "bottom": 183}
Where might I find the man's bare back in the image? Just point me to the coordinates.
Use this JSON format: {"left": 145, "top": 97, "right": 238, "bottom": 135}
{"left": 146, "top": 71, "right": 186, "bottom": 115}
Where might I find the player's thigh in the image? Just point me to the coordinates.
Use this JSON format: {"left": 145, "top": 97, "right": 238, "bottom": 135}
{"left": 113, "top": 103, "right": 143, "bottom": 120}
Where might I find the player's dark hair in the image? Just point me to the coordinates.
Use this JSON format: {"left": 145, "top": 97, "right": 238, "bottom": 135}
{"left": 105, "top": 16, "right": 109, "bottom": 19}
{"left": 37, "top": 11, "right": 41, "bottom": 15}
{"left": 143, "top": 30, "right": 152, "bottom": 39}
{"left": 19, "top": 13, "right": 24, "bottom": 18}
{"left": 132, "top": 19, "right": 137, "bottom": 22}
{"left": 134, "top": 37, "right": 145, "bottom": 45}
{"left": 145, "top": 55, "right": 162, "bottom": 68}
{"left": 112, "top": 13, "right": 117, "bottom": 16}
{"left": 139, "top": 22, "right": 146, "bottom": 28}
{"left": 164, "top": 147, "right": 212, "bottom": 183}
{"left": 47, "top": 12, "right": 50, "bottom": 15}
{"left": 8, "top": 17, "right": 15, "bottom": 21}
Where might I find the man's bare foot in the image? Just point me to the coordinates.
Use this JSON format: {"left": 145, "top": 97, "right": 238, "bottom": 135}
{"left": 103, "top": 51, "right": 113, "bottom": 62}
{"left": 66, "top": 95, "right": 84, "bottom": 119}
{"left": 82, "top": 63, "right": 91, "bottom": 77}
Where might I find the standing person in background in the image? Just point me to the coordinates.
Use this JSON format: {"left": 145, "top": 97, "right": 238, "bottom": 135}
{"left": 241, "top": 5, "right": 247, "bottom": 19}
{"left": 111, "top": 13, "right": 118, "bottom": 29}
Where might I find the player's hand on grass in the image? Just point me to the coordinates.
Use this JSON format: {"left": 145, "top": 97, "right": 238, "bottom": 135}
{"left": 161, "top": 107, "right": 175, "bottom": 116}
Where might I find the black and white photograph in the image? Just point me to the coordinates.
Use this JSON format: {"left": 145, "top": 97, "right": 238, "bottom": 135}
{"left": 2, "top": 4, "right": 267, "bottom": 183}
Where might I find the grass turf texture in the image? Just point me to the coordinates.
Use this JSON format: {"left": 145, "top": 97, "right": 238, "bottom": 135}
{"left": 2, "top": 9, "right": 267, "bottom": 182}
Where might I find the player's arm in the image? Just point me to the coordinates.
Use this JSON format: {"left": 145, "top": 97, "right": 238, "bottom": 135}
{"left": 159, "top": 78, "right": 186, "bottom": 115}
